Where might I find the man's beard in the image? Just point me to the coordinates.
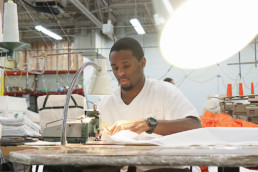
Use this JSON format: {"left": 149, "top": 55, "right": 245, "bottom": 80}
{"left": 121, "top": 84, "right": 133, "bottom": 91}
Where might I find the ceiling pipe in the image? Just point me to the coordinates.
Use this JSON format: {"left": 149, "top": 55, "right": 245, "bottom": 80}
{"left": 70, "top": 0, "right": 115, "bottom": 41}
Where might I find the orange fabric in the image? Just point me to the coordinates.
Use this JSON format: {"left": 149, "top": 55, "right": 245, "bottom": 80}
{"left": 200, "top": 110, "right": 258, "bottom": 128}
{"left": 199, "top": 166, "right": 209, "bottom": 172}
{"left": 199, "top": 110, "right": 258, "bottom": 172}
{"left": 243, "top": 167, "right": 258, "bottom": 171}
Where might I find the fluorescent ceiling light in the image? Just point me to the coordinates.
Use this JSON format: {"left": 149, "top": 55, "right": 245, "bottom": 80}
{"left": 35, "top": 25, "right": 62, "bottom": 40}
{"left": 130, "top": 18, "right": 145, "bottom": 35}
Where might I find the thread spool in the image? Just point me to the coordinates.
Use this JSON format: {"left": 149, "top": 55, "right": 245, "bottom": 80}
{"left": 251, "top": 82, "right": 254, "bottom": 95}
{"left": 226, "top": 83, "right": 232, "bottom": 97}
{"left": 3, "top": 1, "right": 19, "bottom": 42}
{"left": 239, "top": 82, "right": 243, "bottom": 96}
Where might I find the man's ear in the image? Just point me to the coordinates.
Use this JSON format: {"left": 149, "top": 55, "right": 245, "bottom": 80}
{"left": 140, "top": 57, "right": 146, "bottom": 69}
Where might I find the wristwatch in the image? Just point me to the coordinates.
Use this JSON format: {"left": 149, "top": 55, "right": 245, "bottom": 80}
{"left": 145, "top": 117, "right": 157, "bottom": 134}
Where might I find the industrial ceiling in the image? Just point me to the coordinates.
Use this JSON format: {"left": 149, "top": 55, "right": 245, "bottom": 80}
{"left": 11, "top": 0, "right": 157, "bottom": 43}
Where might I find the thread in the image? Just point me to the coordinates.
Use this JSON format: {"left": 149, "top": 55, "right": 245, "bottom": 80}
{"left": 226, "top": 83, "right": 232, "bottom": 97}
{"left": 251, "top": 82, "right": 254, "bottom": 95}
{"left": 3, "top": 1, "right": 19, "bottom": 42}
{"left": 239, "top": 82, "right": 243, "bottom": 96}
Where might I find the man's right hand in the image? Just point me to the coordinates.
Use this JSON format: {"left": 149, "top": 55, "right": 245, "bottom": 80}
{"left": 100, "top": 122, "right": 111, "bottom": 135}
{"left": 108, "top": 119, "right": 149, "bottom": 136}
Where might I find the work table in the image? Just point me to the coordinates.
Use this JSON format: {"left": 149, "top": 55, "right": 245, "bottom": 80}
{"left": 8, "top": 144, "right": 258, "bottom": 167}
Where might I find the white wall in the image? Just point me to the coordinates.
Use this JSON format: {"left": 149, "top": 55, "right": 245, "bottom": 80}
{"left": 93, "top": 34, "right": 258, "bottom": 115}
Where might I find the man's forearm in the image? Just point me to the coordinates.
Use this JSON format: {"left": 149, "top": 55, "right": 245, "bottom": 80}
{"left": 153, "top": 117, "right": 202, "bottom": 136}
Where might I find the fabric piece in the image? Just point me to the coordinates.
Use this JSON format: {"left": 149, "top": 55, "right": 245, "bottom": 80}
{"left": 103, "top": 127, "right": 258, "bottom": 146}
{"left": 0, "top": 115, "right": 41, "bottom": 137}
{"left": 200, "top": 110, "right": 258, "bottom": 128}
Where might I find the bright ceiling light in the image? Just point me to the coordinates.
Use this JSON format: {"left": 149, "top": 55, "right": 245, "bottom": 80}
{"left": 130, "top": 18, "right": 146, "bottom": 35}
{"left": 160, "top": 0, "right": 258, "bottom": 69}
{"left": 35, "top": 25, "right": 62, "bottom": 40}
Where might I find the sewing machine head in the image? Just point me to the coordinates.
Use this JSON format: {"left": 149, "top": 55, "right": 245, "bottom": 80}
{"left": 220, "top": 95, "right": 258, "bottom": 124}
{"left": 42, "top": 109, "right": 100, "bottom": 143}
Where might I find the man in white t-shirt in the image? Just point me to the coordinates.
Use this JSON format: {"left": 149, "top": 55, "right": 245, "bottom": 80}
{"left": 98, "top": 37, "right": 202, "bottom": 172}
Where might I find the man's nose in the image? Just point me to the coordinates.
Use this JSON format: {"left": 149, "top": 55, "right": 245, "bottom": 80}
{"left": 117, "top": 68, "right": 125, "bottom": 76}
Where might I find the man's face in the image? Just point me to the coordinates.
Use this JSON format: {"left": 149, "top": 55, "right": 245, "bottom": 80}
{"left": 110, "top": 50, "right": 145, "bottom": 91}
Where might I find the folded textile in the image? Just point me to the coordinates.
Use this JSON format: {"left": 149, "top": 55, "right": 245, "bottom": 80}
{"left": 0, "top": 116, "right": 25, "bottom": 126}
{"left": 0, "top": 116, "right": 40, "bottom": 131}
{"left": 2, "top": 125, "right": 41, "bottom": 137}
{"left": 0, "top": 115, "right": 41, "bottom": 137}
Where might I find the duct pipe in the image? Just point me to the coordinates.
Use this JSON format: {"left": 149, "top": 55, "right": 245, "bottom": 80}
{"left": 70, "top": 0, "right": 114, "bottom": 40}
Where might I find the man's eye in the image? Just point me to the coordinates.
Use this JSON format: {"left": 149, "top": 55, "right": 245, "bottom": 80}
{"left": 113, "top": 67, "right": 118, "bottom": 71}
{"left": 124, "top": 65, "right": 130, "bottom": 68}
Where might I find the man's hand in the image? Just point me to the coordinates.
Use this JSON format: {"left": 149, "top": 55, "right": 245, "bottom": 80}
{"left": 108, "top": 120, "right": 149, "bottom": 135}
{"left": 100, "top": 122, "right": 111, "bottom": 135}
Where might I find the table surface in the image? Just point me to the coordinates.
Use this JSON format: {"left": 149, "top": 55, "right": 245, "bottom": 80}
{"left": 9, "top": 144, "right": 258, "bottom": 167}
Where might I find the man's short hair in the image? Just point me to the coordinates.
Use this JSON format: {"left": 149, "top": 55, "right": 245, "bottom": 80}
{"left": 164, "top": 78, "right": 173, "bottom": 82}
{"left": 109, "top": 37, "right": 144, "bottom": 61}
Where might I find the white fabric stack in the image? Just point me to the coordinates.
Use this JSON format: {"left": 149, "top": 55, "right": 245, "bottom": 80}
{"left": 0, "top": 115, "right": 40, "bottom": 137}
{"left": 0, "top": 96, "right": 40, "bottom": 137}
{"left": 0, "top": 96, "right": 39, "bottom": 124}
{"left": 0, "top": 96, "right": 27, "bottom": 119}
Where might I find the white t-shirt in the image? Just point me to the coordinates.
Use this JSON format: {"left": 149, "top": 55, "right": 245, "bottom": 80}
{"left": 99, "top": 78, "right": 199, "bottom": 126}
{"left": 98, "top": 78, "right": 200, "bottom": 172}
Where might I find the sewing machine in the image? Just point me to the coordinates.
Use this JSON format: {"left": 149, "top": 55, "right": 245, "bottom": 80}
{"left": 220, "top": 95, "right": 258, "bottom": 124}
{"left": 42, "top": 109, "right": 100, "bottom": 143}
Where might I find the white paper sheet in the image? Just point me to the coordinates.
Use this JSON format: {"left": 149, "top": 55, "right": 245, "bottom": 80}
{"left": 102, "top": 127, "right": 258, "bottom": 146}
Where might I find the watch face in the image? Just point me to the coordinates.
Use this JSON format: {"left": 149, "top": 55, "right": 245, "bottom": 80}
{"left": 146, "top": 117, "right": 157, "bottom": 134}
{"left": 149, "top": 117, "right": 157, "bottom": 126}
